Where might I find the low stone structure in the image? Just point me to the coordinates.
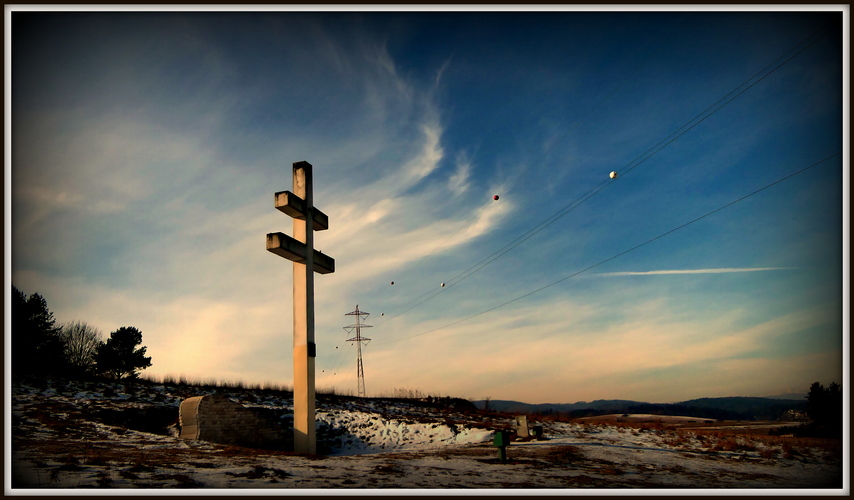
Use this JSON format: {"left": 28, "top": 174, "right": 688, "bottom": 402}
{"left": 178, "top": 395, "right": 292, "bottom": 450}
{"left": 515, "top": 415, "right": 529, "bottom": 438}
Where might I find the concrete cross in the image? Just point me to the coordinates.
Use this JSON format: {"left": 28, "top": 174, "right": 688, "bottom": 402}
{"left": 266, "top": 161, "right": 335, "bottom": 454}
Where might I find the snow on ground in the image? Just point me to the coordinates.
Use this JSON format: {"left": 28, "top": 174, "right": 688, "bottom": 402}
{"left": 316, "top": 408, "right": 494, "bottom": 454}
{"left": 7, "top": 378, "right": 846, "bottom": 492}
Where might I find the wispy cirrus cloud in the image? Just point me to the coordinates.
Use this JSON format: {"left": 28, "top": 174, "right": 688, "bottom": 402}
{"left": 11, "top": 11, "right": 841, "bottom": 404}
{"left": 595, "top": 267, "right": 795, "bottom": 277}
{"left": 448, "top": 152, "right": 472, "bottom": 196}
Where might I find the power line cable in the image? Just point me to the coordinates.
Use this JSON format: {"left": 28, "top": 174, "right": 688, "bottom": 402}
{"left": 615, "top": 22, "right": 832, "bottom": 181}
{"left": 376, "top": 151, "right": 840, "bottom": 345}
{"left": 324, "top": 342, "right": 347, "bottom": 374}
{"left": 378, "top": 21, "right": 680, "bottom": 313}
{"left": 459, "top": 20, "right": 836, "bottom": 274}
{"left": 374, "top": 21, "right": 833, "bottom": 326}
{"left": 383, "top": 67, "right": 645, "bottom": 313}
{"left": 324, "top": 342, "right": 354, "bottom": 379}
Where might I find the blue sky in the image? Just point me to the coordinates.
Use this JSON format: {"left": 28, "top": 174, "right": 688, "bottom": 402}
{"left": 8, "top": 7, "right": 847, "bottom": 404}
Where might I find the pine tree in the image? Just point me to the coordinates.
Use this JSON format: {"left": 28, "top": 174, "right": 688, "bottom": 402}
{"left": 806, "top": 381, "right": 843, "bottom": 438}
{"left": 12, "top": 286, "right": 67, "bottom": 378}
{"left": 95, "top": 326, "right": 152, "bottom": 380}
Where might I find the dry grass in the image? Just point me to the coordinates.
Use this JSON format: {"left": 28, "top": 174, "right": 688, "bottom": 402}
{"left": 225, "top": 465, "right": 290, "bottom": 480}
{"left": 688, "top": 429, "right": 842, "bottom": 460}
{"left": 559, "top": 418, "right": 843, "bottom": 463}
{"left": 141, "top": 374, "right": 295, "bottom": 394}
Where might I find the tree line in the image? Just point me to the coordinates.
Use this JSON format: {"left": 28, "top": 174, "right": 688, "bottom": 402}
{"left": 805, "top": 381, "right": 843, "bottom": 438}
{"left": 12, "top": 285, "right": 152, "bottom": 380}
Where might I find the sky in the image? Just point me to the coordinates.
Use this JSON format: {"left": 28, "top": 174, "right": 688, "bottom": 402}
{"left": 7, "top": 7, "right": 848, "bottom": 404}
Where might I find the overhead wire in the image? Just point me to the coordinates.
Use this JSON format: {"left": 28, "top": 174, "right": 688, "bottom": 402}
{"left": 615, "top": 21, "right": 832, "bottom": 181}
{"left": 374, "top": 20, "right": 833, "bottom": 327}
{"left": 374, "top": 21, "right": 676, "bottom": 321}
{"left": 324, "top": 341, "right": 349, "bottom": 377}
{"left": 376, "top": 151, "right": 840, "bottom": 345}
{"left": 375, "top": 39, "right": 672, "bottom": 324}
{"left": 405, "top": 32, "right": 655, "bottom": 269}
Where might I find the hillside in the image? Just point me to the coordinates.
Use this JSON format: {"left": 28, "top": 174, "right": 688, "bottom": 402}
{"left": 474, "top": 397, "right": 807, "bottom": 421}
{"left": 476, "top": 399, "right": 645, "bottom": 415}
{"left": 10, "top": 377, "right": 842, "bottom": 490}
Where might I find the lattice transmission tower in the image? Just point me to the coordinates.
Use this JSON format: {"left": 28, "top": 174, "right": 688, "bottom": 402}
{"left": 343, "top": 305, "right": 372, "bottom": 398}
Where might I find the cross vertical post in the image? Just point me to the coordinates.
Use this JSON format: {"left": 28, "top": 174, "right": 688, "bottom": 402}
{"left": 266, "top": 161, "right": 335, "bottom": 454}
{"left": 292, "top": 162, "right": 315, "bottom": 454}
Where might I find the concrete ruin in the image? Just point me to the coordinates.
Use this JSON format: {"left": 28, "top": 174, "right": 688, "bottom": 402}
{"left": 515, "top": 415, "right": 530, "bottom": 438}
{"left": 178, "top": 395, "right": 292, "bottom": 450}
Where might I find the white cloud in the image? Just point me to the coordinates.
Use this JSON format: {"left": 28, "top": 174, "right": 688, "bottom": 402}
{"left": 10, "top": 33, "right": 515, "bottom": 390}
{"left": 434, "top": 57, "right": 453, "bottom": 88}
{"left": 12, "top": 14, "right": 840, "bottom": 406}
{"left": 353, "top": 294, "right": 836, "bottom": 403}
{"left": 13, "top": 109, "right": 222, "bottom": 234}
{"left": 399, "top": 123, "right": 444, "bottom": 189}
{"left": 448, "top": 153, "right": 471, "bottom": 196}
{"left": 320, "top": 194, "right": 510, "bottom": 289}
{"left": 595, "top": 267, "right": 795, "bottom": 276}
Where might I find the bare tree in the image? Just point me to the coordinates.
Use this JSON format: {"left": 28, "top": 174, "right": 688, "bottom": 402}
{"left": 62, "top": 321, "right": 103, "bottom": 374}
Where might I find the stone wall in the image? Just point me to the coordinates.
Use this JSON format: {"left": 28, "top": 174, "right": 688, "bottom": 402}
{"left": 179, "top": 394, "right": 292, "bottom": 450}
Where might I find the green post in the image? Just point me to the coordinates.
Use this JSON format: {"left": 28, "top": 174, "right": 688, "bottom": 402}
{"left": 493, "top": 430, "right": 509, "bottom": 463}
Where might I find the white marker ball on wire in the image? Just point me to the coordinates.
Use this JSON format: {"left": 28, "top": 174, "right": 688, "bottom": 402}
{"left": 609, "top": 171, "right": 618, "bottom": 179}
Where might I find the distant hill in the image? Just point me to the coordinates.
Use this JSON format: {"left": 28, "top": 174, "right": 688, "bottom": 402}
{"left": 474, "top": 399, "right": 644, "bottom": 415}
{"left": 473, "top": 396, "right": 807, "bottom": 421}
{"left": 763, "top": 393, "right": 808, "bottom": 401}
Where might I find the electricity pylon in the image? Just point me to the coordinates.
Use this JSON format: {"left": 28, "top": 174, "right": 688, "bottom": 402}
{"left": 344, "top": 305, "right": 372, "bottom": 398}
